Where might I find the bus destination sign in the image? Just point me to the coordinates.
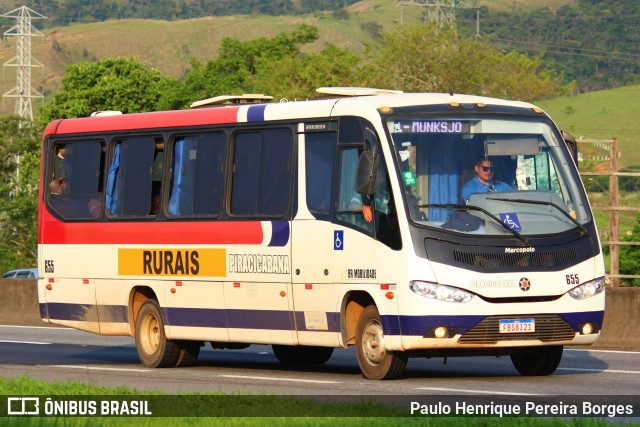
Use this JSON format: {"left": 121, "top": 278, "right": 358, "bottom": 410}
{"left": 391, "top": 120, "right": 470, "bottom": 134}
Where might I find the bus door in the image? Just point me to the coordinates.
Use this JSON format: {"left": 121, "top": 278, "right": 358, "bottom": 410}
{"left": 331, "top": 119, "right": 394, "bottom": 343}
{"left": 332, "top": 122, "right": 402, "bottom": 344}
{"left": 291, "top": 127, "right": 342, "bottom": 347}
{"left": 225, "top": 128, "right": 296, "bottom": 345}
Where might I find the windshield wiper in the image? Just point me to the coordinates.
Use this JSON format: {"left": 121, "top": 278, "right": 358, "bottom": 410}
{"left": 486, "top": 197, "right": 587, "bottom": 236}
{"left": 417, "top": 203, "right": 530, "bottom": 245}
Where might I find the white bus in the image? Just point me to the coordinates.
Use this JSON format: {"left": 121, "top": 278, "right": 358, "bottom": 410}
{"left": 38, "top": 88, "right": 605, "bottom": 380}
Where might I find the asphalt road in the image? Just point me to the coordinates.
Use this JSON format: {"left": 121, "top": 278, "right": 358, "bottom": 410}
{"left": 1, "top": 324, "right": 639, "bottom": 396}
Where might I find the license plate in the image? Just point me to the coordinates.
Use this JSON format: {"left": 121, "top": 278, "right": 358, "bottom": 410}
{"left": 499, "top": 318, "right": 535, "bottom": 334}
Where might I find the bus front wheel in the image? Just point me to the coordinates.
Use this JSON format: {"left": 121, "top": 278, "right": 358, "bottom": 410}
{"left": 355, "top": 305, "right": 407, "bottom": 380}
{"left": 510, "top": 345, "right": 563, "bottom": 376}
{"left": 135, "top": 299, "right": 199, "bottom": 368}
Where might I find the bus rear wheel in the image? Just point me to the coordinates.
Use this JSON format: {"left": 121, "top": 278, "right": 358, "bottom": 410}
{"left": 272, "top": 345, "right": 334, "bottom": 365}
{"left": 355, "top": 305, "right": 407, "bottom": 380}
{"left": 135, "top": 299, "right": 199, "bottom": 368}
{"left": 510, "top": 345, "right": 563, "bottom": 376}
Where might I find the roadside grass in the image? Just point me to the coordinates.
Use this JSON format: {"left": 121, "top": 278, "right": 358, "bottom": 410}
{"left": 588, "top": 191, "right": 640, "bottom": 237}
{"left": 0, "top": 376, "right": 632, "bottom": 426}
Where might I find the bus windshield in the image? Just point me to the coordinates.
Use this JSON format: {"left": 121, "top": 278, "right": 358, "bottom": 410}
{"left": 386, "top": 115, "right": 590, "bottom": 236}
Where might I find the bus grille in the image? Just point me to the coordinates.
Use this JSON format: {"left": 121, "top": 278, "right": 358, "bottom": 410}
{"left": 453, "top": 248, "right": 577, "bottom": 270}
{"left": 457, "top": 314, "right": 575, "bottom": 344}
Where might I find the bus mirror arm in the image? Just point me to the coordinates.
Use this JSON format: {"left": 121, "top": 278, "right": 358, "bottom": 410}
{"left": 561, "top": 130, "right": 578, "bottom": 166}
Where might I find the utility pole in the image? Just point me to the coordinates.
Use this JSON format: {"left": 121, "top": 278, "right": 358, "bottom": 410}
{"left": 609, "top": 138, "right": 620, "bottom": 287}
{"left": 2, "top": 6, "right": 46, "bottom": 121}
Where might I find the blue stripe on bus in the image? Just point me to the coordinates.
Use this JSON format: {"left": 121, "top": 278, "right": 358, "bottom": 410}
{"left": 268, "top": 221, "right": 290, "bottom": 247}
{"left": 226, "top": 308, "right": 294, "bottom": 330}
{"left": 246, "top": 104, "right": 267, "bottom": 122}
{"left": 163, "top": 307, "right": 226, "bottom": 328}
{"left": 42, "top": 302, "right": 128, "bottom": 324}
{"left": 39, "top": 302, "right": 48, "bottom": 320}
{"left": 558, "top": 310, "right": 605, "bottom": 332}
{"left": 40, "top": 303, "right": 604, "bottom": 337}
{"left": 395, "top": 310, "right": 605, "bottom": 336}
{"left": 395, "top": 314, "right": 485, "bottom": 336}
{"left": 44, "top": 302, "right": 98, "bottom": 322}
{"left": 98, "top": 304, "right": 129, "bottom": 324}
{"left": 42, "top": 303, "right": 339, "bottom": 332}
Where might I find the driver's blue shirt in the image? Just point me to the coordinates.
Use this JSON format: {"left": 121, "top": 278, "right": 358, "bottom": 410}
{"left": 462, "top": 177, "right": 513, "bottom": 203}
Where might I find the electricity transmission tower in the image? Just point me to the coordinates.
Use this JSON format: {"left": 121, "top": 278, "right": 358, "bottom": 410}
{"left": 400, "top": 0, "right": 478, "bottom": 33}
{"left": 2, "top": 6, "right": 46, "bottom": 121}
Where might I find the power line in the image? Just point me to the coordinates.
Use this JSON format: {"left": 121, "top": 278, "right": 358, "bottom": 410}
{"left": 491, "top": 38, "right": 640, "bottom": 59}
{"left": 490, "top": 37, "right": 640, "bottom": 63}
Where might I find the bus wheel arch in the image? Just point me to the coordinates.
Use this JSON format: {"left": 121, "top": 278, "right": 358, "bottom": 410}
{"left": 342, "top": 291, "right": 375, "bottom": 346}
{"left": 130, "top": 288, "right": 200, "bottom": 368}
{"left": 129, "top": 286, "right": 157, "bottom": 337}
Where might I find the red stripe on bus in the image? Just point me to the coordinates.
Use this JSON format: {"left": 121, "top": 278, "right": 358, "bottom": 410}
{"left": 51, "top": 107, "right": 241, "bottom": 134}
{"left": 40, "top": 216, "right": 264, "bottom": 245}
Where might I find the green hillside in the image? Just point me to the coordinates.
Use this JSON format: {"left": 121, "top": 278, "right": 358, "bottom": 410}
{"left": 0, "top": 0, "right": 632, "bottom": 153}
{"left": 0, "top": 0, "right": 424, "bottom": 106}
{"left": 537, "top": 85, "right": 640, "bottom": 169}
{"left": 0, "top": 0, "right": 577, "bottom": 109}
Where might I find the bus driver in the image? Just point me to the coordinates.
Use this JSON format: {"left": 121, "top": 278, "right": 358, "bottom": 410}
{"left": 461, "top": 158, "right": 513, "bottom": 204}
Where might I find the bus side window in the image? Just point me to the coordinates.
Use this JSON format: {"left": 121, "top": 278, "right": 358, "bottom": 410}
{"left": 336, "top": 148, "right": 373, "bottom": 234}
{"left": 372, "top": 162, "right": 402, "bottom": 250}
{"left": 106, "top": 137, "right": 157, "bottom": 217}
{"left": 168, "top": 133, "right": 226, "bottom": 216}
{"left": 305, "top": 132, "right": 336, "bottom": 218}
{"left": 230, "top": 129, "right": 293, "bottom": 217}
{"left": 48, "top": 141, "right": 104, "bottom": 220}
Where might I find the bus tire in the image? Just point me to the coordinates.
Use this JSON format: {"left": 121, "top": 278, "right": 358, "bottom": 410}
{"left": 135, "top": 299, "right": 181, "bottom": 368}
{"left": 272, "top": 345, "right": 334, "bottom": 365}
{"left": 510, "top": 345, "right": 563, "bottom": 376}
{"left": 175, "top": 340, "right": 201, "bottom": 367}
{"left": 355, "top": 305, "right": 407, "bottom": 380}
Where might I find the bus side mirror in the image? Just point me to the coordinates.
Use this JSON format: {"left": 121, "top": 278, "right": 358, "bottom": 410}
{"left": 562, "top": 130, "right": 578, "bottom": 166}
{"left": 356, "top": 151, "right": 378, "bottom": 195}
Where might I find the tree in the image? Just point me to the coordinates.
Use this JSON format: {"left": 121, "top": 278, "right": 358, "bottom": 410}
{"left": 179, "top": 24, "right": 320, "bottom": 106}
{"left": 0, "top": 117, "right": 41, "bottom": 273}
{"left": 38, "top": 57, "right": 180, "bottom": 126}
{"left": 247, "top": 44, "right": 363, "bottom": 101}
{"left": 365, "top": 23, "right": 568, "bottom": 101}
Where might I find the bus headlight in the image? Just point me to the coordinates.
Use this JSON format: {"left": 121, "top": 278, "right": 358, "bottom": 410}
{"left": 567, "top": 277, "right": 605, "bottom": 300}
{"left": 410, "top": 281, "right": 474, "bottom": 303}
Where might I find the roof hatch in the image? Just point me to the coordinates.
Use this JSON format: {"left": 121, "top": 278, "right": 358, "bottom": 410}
{"left": 190, "top": 94, "right": 273, "bottom": 109}
{"left": 316, "top": 87, "right": 403, "bottom": 97}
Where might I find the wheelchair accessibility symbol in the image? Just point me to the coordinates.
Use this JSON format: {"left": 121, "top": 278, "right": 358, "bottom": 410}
{"left": 499, "top": 213, "right": 522, "bottom": 231}
{"left": 334, "top": 230, "right": 344, "bottom": 251}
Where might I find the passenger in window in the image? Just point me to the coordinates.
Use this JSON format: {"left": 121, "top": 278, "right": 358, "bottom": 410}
{"left": 461, "top": 158, "right": 513, "bottom": 204}
{"left": 49, "top": 145, "right": 68, "bottom": 195}
{"left": 87, "top": 198, "right": 102, "bottom": 218}
{"left": 150, "top": 182, "right": 161, "bottom": 215}
{"left": 150, "top": 195, "right": 161, "bottom": 215}
{"left": 48, "top": 177, "right": 65, "bottom": 195}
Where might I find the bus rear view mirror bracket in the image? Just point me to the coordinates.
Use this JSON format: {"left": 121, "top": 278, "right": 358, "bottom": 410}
{"left": 561, "top": 130, "right": 578, "bottom": 164}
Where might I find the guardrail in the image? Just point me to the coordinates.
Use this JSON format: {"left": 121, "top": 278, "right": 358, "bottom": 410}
{"left": 1, "top": 279, "right": 637, "bottom": 349}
